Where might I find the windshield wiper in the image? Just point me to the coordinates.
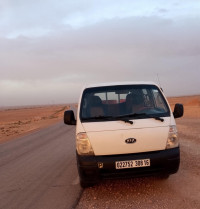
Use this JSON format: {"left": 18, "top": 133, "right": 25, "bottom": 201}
{"left": 82, "top": 115, "right": 133, "bottom": 124}
{"left": 122, "top": 113, "right": 164, "bottom": 122}
{"left": 82, "top": 113, "right": 164, "bottom": 123}
{"left": 116, "top": 117, "right": 133, "bottom": 124}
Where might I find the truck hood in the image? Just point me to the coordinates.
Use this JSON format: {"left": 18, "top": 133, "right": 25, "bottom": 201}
{"left": 82, "top": 117, "right": 170, "bottom": 156}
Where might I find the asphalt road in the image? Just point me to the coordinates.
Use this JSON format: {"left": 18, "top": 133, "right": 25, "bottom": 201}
{"left": 0, "top": 122, "right": 81, "bottom": 209}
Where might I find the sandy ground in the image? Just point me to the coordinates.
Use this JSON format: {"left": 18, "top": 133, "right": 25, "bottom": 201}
{"left": 168, "top": 95, "right": 200, "bottom": 118}
{"left": 0, "top": 105, "right": 70, "bottom": 143}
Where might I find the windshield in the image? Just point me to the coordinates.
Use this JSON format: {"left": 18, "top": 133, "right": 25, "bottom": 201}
{"left": 80, "top": 84, "right": 170, "bottom": 122}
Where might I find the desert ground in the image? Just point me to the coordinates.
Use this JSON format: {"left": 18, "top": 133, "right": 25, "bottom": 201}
{"left": 0, "top": 105, "right": 70, "bottom": 143}
{"left": 168, "top": 95, "right": 200, "bottom": 118}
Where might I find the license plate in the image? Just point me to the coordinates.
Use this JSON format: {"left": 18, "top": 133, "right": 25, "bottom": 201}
{"left": 115, "top": 159, "right": 150, "bottom": 169}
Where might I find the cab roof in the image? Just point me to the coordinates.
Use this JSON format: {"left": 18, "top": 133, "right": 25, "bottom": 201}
{"left": 84, "top": 81, "right": 159, "bottom": 89}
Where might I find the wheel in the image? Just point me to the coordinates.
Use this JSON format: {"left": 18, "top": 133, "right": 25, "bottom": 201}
{"left": 80, "top": 177, "right": 94, "bottom": 188}
{"left": 76, "top": 154, "right": 99, "bottom": 188}
{"left": 77, "top": 165, "right": 96, "bottom": 188}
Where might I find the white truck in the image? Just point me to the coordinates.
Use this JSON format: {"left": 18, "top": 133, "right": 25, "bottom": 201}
{"left": 64, "top": 82, "right": 184, "bottom": 187}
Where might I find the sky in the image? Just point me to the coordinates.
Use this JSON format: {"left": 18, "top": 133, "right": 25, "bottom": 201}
{"left": 0, "top": 0, "right": 200, "bottom": 106}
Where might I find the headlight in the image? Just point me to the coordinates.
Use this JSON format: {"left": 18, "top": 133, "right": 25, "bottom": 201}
{"left": 166, "top": 125, "right": 179, "bottom": 149}
{"left": 76, "top": 132, "right": 94, "bottom": 155}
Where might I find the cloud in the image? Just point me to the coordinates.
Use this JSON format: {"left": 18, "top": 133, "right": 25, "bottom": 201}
{"left": 157, "top": 8, "right": 168, "bottom": 14}
{"left": 0, "top": 14, "right": 200, "bottom": 105}
{"left": 1, "top": 0, "right": 200, "bottom": 38}
{"left": 0, "top": 79, "right": 82, "bottom": 105}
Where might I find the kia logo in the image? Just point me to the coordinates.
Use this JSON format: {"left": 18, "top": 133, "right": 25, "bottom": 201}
{"left": 125, "top": 138, "right": 137, "bottom": 144}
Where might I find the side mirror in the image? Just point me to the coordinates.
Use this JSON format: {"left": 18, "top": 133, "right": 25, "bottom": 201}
{"left": 173, "top": 103, "right": 184, "bottom": 118}
{"left": 64, "top": 110, "right": 76, "bottom": 125}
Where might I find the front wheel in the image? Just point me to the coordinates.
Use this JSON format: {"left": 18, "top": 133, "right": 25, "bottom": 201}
{"left": 77, "top": 165, "right": 97, "bottom": 188}
{"left": 76, "top": 153, "right": 99, "bottom": 188}
{"left": 80, "top": 177, "right": 94, "bottom": 188}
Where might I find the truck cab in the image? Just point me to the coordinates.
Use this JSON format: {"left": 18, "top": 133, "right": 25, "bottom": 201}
{"left": 64, "top": 82, "right": 184, "bottom": 187}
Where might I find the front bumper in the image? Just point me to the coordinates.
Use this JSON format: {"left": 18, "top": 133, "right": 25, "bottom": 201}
{"left": 76, "top": 147, "right": 180, "bottom": 183}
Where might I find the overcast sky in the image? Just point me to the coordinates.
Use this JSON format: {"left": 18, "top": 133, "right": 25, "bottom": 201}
{"left": 0, "top": 0, "right": 200, "bottom": 106}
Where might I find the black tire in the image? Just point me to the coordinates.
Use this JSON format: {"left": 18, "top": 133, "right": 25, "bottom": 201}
{"left": 80, "top": 178, "right": 94, "bottom": 188}
{"left": 76, "top": 154, "right": 98, "bottom": 188}
{"left": 77, "top": 165, "right": 96, "bottom": 188}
